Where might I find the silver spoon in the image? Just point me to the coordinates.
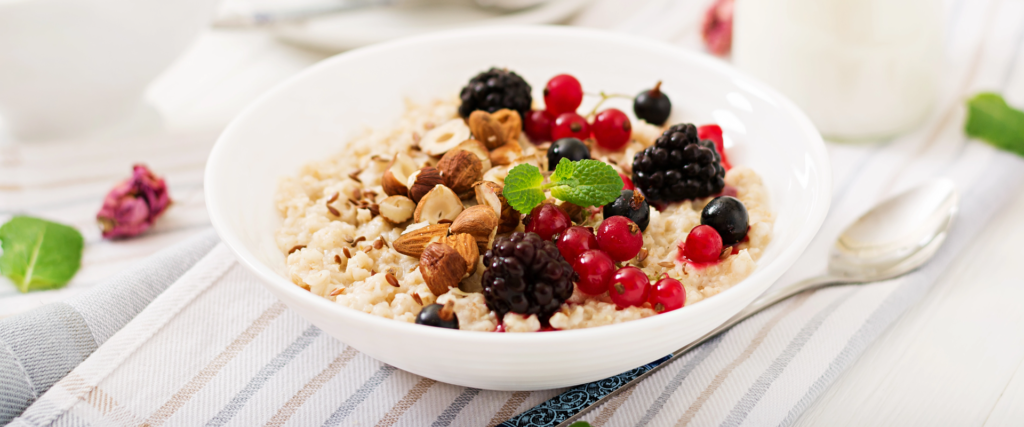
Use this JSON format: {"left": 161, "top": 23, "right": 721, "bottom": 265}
{"left": 506, "top": 179, "right": 960, "bottom": 427}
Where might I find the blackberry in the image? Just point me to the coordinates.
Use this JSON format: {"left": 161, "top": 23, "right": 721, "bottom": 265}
{"left": 481, "top": 232, "right": 576, "bottom": 325}
{"left": 632, "top": 123, "right": 725, "bottom": 202}
{"left": 458, "top": 68, "right": 532, "bottom": 122}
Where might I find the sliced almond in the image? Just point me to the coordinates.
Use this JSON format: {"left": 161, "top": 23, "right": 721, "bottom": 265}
{"left": 437, "top": 150, "right": 483, "bottom": 198}
{"left": 420, "top": 118, "right": 471, "bottom": 156}
{"left": 379, "top": 195, "right": 415, "bottom": 223}
{"left": 382, "top": 152, "right": 418, "bottom": 197}
{"left": 393, "top": 223, "right": 450, "bottom": 257}
{"left": 439, "top": 233, "right": 480, "bottom": 276}
{"left": 413, "top": 184, "right": 464, "bottom": 225}
{"left": 468, "top": 110, "right": 506, "bottom": 149}
{"left": 450, "top": 204, "right": 499, "bottom": 252}
{"left": 491, "top": 109, "right": 522, "bottom": 143}
{"left": 474, "top": 181, "right": 520, "bottom": 233}
{"left": 407, "top": 166, "right": 444, "bottom": 203}
{"left": 489, "top": 140, "right": 523, "bottom": 166}
{"left": 420, "top": 242, "right": 466, "bottom": 296}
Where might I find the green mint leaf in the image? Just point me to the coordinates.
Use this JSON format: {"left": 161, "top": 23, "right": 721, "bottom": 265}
{"left": 548, "top": 158, "right": 624, "bottom": 207}
{"left": 965, "top": 92, "right": 1024, "bottom": 157}
{"left": 503, "top": 163, "right": 547, "bottom": 214}
{"left": 0, "top": 216, "right": 84, "bottom": 293}
{"left": 568, "top": 422, "right": 593, "bottom": 427}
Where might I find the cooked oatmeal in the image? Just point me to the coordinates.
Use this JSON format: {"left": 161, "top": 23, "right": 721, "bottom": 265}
{"left": 275, "top": 97, "right": 773, "bottom": 332}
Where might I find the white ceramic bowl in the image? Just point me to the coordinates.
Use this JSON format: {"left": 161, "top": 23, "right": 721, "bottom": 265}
{"left": 206, "top": 26, "right": 831, "bottom": 391}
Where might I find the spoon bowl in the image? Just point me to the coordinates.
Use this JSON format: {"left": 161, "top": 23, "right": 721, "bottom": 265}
{"left": 830, "top": 179, "right": 958, "bottom": 280}
{"left": 548, "top": 179, "right": 960, "bottom": 426}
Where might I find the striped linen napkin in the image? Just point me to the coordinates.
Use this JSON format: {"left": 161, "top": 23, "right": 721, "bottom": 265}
{"left": 7, "top": 1, "right": 1024, "bottom": 426}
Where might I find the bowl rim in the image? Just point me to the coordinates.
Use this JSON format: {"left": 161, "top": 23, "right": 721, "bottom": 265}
{"left": 206, "top": 25, "right": 832, "bottom": 345}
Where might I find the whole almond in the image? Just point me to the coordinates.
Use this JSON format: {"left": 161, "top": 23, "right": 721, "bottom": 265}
{"left": 439, "top": 233, "right": 480, "bottom": 276}
{"left": 450, "top": 204, "right": 499, "bottom": 252}
{"left": 437, "top": 150, "right": 483, "bottom": 197}
{"left": 393, "top": 223, "right": 450, "bottom": 257}
{"left": 468, "top": 110, "right": 506, "bottom": 149}
{"left": 420, "top": 242, "right": 466, "bottom": 296}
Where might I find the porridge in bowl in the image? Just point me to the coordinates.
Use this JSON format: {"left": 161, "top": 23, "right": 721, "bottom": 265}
{"left": 275, "top": 69, "right": 773, "bottom": 332}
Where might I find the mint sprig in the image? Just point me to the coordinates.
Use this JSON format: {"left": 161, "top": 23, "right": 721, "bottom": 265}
{"left": 503, "top": 159, "right": 624, "bottom": 214}
{"left": 965, "top": 92, "right": 1024, "bottom": 157}
{"left": 0, "top": 216, "right": 84, "bottom": 293}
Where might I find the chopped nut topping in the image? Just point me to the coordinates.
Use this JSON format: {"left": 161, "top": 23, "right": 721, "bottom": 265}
{"left": 343, "top": 247, "right": 352, "bottom": 258}
{"left": 385, "top": 273, "right": 399, "bottom": 287}
{"left": 326, "top": 205, "right": 340, "bottom": 217}
{"left": 287, "top": 245, "right": 305, "bottom": 254}
{"left": 347, "top": 169, "right": 363, "bottom": 183}
{"left": 327, "top": 192, "right": 339, "bottom": 204}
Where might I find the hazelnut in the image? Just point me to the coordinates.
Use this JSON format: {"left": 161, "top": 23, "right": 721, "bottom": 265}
{"left": 453, "top": 139, "right": 492, "bottom": 171}
{"left": 450, "top": 204, "right": 499, "bottom": 252}
{"left": 407, "top": 166, "right": 444, "bottom": 203}
{"left": 474, "top": 181, "right": 520, "bottom": 233}
{"left": 489, "top": 140, "right": 523, "bottom": 166}
{"left": 420, "top": 118, "right": 471, "bottom": 156}
{"left": 468, "top": 110, "right": 506, "bottom": 149}
{"left": 437, "top": 150, "right": 483, "bottom": 198}
{"left": 413, "top": 184, "right": 464, "bottom": 224}
{"left": 379, "top": 195, "right": 416, "bottom": 223}
{"left": 382, "top": 152, "right": 418, "bottom": 197}
{"left": 438, "top": 233, "right": 480, "bottom": 276}
{"left": 420, "top": 242, "right": 466, "bottom": 296}
{"left": 491, "top": 109, "right": 522, "bottom": 143}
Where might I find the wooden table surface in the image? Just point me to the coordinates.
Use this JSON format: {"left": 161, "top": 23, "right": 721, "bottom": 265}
{"left": 2, "top": 0, "right": 1024, "bottom": 425}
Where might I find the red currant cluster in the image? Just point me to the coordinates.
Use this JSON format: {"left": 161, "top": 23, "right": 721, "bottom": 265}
{"left": 524, "top": 74, "right": 634, "bottom": 151}
{"left": 523, "top": 203, "right": 686, "bottom": 314}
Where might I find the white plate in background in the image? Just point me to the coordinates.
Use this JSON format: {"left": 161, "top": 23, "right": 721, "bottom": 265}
{"left": 272, "top": 0, "right": 590, "bottom": 52}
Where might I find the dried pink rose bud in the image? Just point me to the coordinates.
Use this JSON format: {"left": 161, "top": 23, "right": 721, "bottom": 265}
{"left": 701, "top": 0, "right": 734, "bottom": 56}
{"left": 97, "top": 164, "right": 171, "bottom": 239}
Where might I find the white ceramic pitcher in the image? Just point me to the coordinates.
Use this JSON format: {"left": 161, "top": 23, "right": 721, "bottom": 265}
{"left": 733, "top": 0, "right": 943, "bottom": 141}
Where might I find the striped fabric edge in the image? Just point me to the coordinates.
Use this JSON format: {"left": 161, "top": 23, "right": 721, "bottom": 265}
{"left": 9, "top": 245, "right": 238, "bottom": 427}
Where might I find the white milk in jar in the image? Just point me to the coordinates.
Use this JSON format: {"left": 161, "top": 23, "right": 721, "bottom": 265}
{"left": 733, "top": 0, "right": 943, "bottom": 140}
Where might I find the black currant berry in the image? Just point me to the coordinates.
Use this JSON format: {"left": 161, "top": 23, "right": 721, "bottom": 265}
{"left": 633, "top": 81, "right": 672, "bottom": 126}
{"left": 701, "top": 196, "right": 749, "bottom": 245}
{"left": 603, "top": 190, "right": 651, "bottom": 232}
{"left": 415, "top": 302, "right": 459, "bottom": 329}
{"left": 546, "top": 137, "right": 590, "bottom": 170}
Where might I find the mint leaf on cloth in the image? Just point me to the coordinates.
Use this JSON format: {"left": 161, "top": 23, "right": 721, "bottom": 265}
{"left": 549, "top": 159, "right": 623, "bottom": 208}
{"left": 503, "top": 163, "right": 547, "bottom": 214}
{"left": 965, "top": 92, "right": 1024, "bottom": 157}
{"left": 0, "top": 216, "right": 84, "bottom": 293}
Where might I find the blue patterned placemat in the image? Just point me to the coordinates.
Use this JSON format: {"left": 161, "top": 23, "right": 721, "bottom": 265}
{"left": 497, "top": 355, "right": 673, "bottom": 427}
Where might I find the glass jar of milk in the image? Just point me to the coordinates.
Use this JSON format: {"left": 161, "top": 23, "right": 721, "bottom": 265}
{"left": 733, "top": 0, "right": 943, "bottom": 141}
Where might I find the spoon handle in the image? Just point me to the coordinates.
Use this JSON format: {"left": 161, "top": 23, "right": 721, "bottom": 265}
{"left": 500, "top": 275, "right": 853, "bottom": 427}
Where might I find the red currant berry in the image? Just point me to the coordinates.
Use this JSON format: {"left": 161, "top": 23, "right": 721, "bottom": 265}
{"left": 649, "top": 277, "right": 685, "bottom": 313}
{"left": 551, "top": 112, "right": 590, "bottom": 141}
{"left": 573, "top": 249, "right": 615, "bottom": 295}
{"left": 557, "top": 226, "right": 598, "bottom": 263}
{"left": 683, "top": 224, "right": 723, "bottom": 263}
{"left": 591, "top": 108, "right": 632, "bottom": 151}
{"left": 608, "top": 266, "right": 651, "bottom": 308}
{"left": 698, "top": 124, "right": 731, "bottom": 170}
{"left": 524, "top": 204, "right": 572, "bottom": 242}
{"left": 543, "top": 74, "right": 584, "bottom": 116}
{"left": 524, "top": 110, "right": 554, "bottom": 143}
{"left": 620, "top": 173, "right": 634, "bottom": 191}
{"left": 596, "top": 216, "right": 644, "bottom": 262}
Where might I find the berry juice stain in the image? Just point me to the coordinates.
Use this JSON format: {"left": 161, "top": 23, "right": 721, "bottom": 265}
{"left": 494, "top": 323, "right": 505, "bottom": 333}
